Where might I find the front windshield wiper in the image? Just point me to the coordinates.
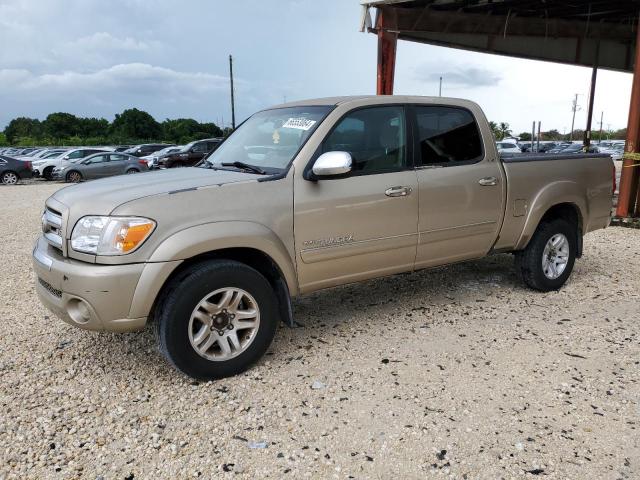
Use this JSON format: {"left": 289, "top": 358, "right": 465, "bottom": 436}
{"left": 221, "top": 161, "right": 266, "bottom": 175}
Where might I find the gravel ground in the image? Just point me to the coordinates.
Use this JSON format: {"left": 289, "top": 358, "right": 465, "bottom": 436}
{"left": 1, "top": 181, "right": 639, "bottom": 479}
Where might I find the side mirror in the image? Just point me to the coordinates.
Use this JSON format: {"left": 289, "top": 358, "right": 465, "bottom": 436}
{"left": 312, "top": 151, "right": 352, "bottom": 178}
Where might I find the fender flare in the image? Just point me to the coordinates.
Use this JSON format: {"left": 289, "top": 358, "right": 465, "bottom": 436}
{"left": 515, "top": 181, "right": 587, "bottom": 251}
{"left": 147, "top": 221, "right": 298, "bottom": 295}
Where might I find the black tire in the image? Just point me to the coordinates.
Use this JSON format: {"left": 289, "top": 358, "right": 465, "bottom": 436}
{"left": 515, "top": 218, "right": 577, "bottom": 292}
{"left": 42, "top": 166, "right": 54, "bottom": 181}
{"left": 155, "top": 260, "right": 279, "bottom": 380}
{"left": 171, "top": 161, "right": 185, "bottom": 168}
{"left": 126, "top": 168, "right": 139, "bottom": 174}
{"left": 65, "top": 171, "right": 82, "bottom": 183}
{"left": 1, "top": 171, "right": 19, "bottom": 185}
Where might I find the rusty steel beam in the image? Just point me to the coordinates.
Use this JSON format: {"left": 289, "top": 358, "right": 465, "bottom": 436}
{"left": 376, "top": 9, "right": 398, "bottom": 95}
{"left": 616, "top": 16, "right": 640, "bottom": 218}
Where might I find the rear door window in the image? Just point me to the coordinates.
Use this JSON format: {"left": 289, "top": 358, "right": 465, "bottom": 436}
{"left": 412, "top": 106, "right": 483, "bottom": 166}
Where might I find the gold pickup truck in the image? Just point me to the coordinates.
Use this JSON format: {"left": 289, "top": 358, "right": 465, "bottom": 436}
{"left": 33, "top": 96, "right": 614, "bottom": 379}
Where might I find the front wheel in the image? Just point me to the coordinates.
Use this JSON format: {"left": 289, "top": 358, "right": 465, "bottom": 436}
{"left": 515, "top": 218, "right": 577, "bottom": 292}
{"left": 155, "top": 260, "right": 279, "bottom": 380}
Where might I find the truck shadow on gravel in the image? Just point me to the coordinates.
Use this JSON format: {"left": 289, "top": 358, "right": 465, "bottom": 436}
{"left": 73, "top": 253, "right": 530, "bottom": 381}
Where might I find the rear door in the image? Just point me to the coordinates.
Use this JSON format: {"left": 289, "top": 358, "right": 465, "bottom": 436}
{"left": 294, "top": 105, "right": 419, "bottom": 292}
{"left": 410, "top": 105, "right": 505, "bottom": 268}
{"left": 104, "top": 154, "right": 127, "bottom": 175}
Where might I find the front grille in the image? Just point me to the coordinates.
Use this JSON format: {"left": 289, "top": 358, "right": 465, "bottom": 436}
{"left": 42, "top": 207, "right": 63, "bottom": 253}
{"left": 38, "top": 277, "right": 62, "bottom": 298}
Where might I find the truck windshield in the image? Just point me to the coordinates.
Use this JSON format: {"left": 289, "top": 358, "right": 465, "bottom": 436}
{"left": 204, "top": 106, "right": 331, "bottom": 174}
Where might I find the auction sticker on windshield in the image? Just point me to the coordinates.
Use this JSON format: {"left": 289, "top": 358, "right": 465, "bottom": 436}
{"left": 282, "top": 117, "right": 316, "bottom": 130}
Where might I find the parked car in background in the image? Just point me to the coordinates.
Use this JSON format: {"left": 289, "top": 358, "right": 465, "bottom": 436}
{"left": 124, "top": 144, "right": 174, "bottom": 158}
{"left": 33, "top": 148, "right": 111, "bottom": 180}
{"left": 114, "top": 145, "right": 133, "bottom": 152}
{"left": 0, "top": 155, "right": 33, "bottom": 184}
{"left": 142, "top": 146, "right": 183, "bottom": 169}
{"left": 157, "top": 138, "right": 222, "bottom": 168}
{"left": 556, "top": 144, "right": 600, "bottom": 154}
{"left": 52, "top": 152, "right": 149, "bottom": 182}
{"left": 496, "top": 142, "right": 521, "bottom": 154}
{"left": 599, "top": 142, "right": 625, "bottom": 161}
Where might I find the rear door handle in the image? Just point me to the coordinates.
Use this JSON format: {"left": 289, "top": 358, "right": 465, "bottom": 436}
{"left": 385, "top": 186, "right": 412, "bottom": 197}
{"left": 478, "top": 176, "right": 498, "bottom": 186}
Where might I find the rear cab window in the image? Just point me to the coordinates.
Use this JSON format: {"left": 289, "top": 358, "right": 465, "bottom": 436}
{"left": 410, "top": 106, "right": 483, "bottom": 167}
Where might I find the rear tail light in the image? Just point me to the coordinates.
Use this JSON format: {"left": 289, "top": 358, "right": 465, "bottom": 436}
{"left": 139, "top": 160, "right": 147, "bottom": 166}
{"left": 26, "top": 161, "right": 32, "bottom": 170}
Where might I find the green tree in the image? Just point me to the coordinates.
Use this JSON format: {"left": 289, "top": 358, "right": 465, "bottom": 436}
{"left": 43, "top": 112, "right": 80, "bottom": 139}
{"left": 4, "top": 117, "right": 42, "bottom": 144}
{"left": 110, "top": 108, "right": 162, "bottom": 141}
{"left": 0, "top": 133, "right": 8, "bottom": 146}
{"left": 542, "top": 129, "right": 561, "bottom": 140}
{"left": 518, "top": 132, "right": 532, "bottom": 141}
{"left": 78, "top": 117, "right": 109, "bottom": 138}
{"left": 489, "top": 121, "right": 500, "bottom": 139}
{"left": 498, "top": 122, "right": 512, "bottom": 140}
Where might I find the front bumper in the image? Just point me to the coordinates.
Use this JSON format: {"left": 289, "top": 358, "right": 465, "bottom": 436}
{"left": 32, "top": 236, "right": 147, "bottom": 332}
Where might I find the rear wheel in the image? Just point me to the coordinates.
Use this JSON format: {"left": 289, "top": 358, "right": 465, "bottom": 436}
{"left": 155, "top": 260, "right": 279, "bottom": 380}
{"left": 126, "top": 168, "right": 138, "bottom": 174}
{"left": 1, "top": 171, "right": 19, "bottom": 185}
{"left": 515, "top": 218, "right": 577, "bottom": 292}
{"left": 171, "top": 161, "right": 185, "bottom": 168}
{"left": 66, "top": 171, "right": 82, "bottom": 183}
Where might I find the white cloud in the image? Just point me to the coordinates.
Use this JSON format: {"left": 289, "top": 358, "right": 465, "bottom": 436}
{"left": 0, "top": 63, "right": 231, "bottom": 98}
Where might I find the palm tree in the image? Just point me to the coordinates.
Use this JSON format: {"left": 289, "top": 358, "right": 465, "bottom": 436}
{"left": 498, "top": 122, "right": 512, "bottom": 140}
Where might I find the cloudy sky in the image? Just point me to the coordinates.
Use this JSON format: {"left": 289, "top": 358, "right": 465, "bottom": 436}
{"left": 0, "top": 0, "right": 633, "bottom": 134}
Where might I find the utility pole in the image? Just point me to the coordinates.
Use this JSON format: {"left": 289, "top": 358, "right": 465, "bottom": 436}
{"left": 537, "top": 121, "right": 541, "bottom": 153}
{"left": 598, "top": 112, "right": 604, "bottom": 144}
{"left": 531, "top": 121, "right": 536, "bottom": 151}
{"left": 570, "top": 93, "right": 580, "bottom": 142}
{"left": 439, "top": 77, "right": 442, "bottom": 97}
{"left": 229, "top": 54, "right": 236, "bottom": 130}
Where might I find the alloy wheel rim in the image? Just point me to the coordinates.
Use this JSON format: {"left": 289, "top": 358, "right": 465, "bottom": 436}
{"left": 188, "top": 287, "right": 260, "bottom": 361}
{"left": 3, "top": 172, "right": 18, "bottom": 184}
{"left": 69, "top": 172, "right": 81, "bottom": 182}
{"left": 542, "top": 233, "right": 569, "bottom": 280}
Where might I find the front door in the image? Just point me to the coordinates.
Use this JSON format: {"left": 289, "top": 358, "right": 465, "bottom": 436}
{"left": 410, "top": 105, "right": 505, "bottom": 268}
{"left": 81, "top": 154, "right": 108, "bottom": 178}
{"left": 294, "top": 105, "right": 419, "bottom": 293}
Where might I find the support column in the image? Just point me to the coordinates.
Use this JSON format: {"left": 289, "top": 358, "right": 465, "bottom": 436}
{"left": 584, "top": 42, "right": 599, "bottom": 148}
{"left": 616, "top": 17, "right": 640, "bottom": 218}
{"left": 376, "top": 9, "right": 397, "bottom": 95}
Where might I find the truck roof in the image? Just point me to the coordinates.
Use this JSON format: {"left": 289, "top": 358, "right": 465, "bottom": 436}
{"left": 270, "top": 95, "right": 480, "bottom": 110}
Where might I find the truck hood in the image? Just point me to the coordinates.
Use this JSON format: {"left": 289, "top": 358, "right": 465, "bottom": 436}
{"left": 52, "top": 167, "right": 261, "bottom": 214}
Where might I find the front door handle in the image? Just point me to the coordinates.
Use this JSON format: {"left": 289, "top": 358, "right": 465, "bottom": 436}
{"left": 478, "top": 176, "right": 498, "bottom": 186}
{"left": 385, "top": 186, "right": 412, "bottom": 197}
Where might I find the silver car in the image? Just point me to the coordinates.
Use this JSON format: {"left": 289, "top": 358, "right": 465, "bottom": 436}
{"left": 52, "top": 152, "right": 149, "bottom": 182}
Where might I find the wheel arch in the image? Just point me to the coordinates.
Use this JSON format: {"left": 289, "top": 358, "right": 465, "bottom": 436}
{"left": 515, "top": 182, "right": 586, "bottom": 255}
{"left": 130, "top": 222, "right": 298, "bottom": 326}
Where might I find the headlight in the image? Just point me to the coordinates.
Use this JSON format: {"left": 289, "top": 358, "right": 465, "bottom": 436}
{"left": 70, "top": 216, "right": 156, "bottom": 255}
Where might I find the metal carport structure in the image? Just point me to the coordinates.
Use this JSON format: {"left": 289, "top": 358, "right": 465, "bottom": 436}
{"left": 361, "top": 0, "right": 640, "bottom": 219}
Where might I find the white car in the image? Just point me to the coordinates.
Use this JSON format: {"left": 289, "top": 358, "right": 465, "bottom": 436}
{"left": 496, "top": 142, "right": 521, "bottom": 154}
{"left": 32, "top": 148, "right": 111, "bottom": 180}
{"left": 141, "top": 146, "right": 183, "bottom": 169}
